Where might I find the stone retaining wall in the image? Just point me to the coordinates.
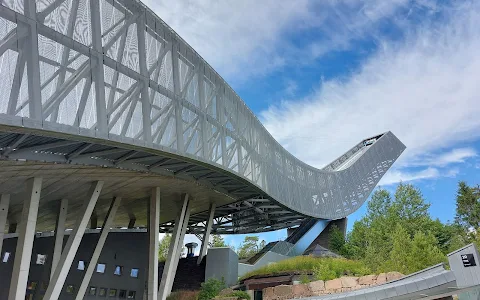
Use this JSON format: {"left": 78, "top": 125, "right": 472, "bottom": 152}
{"left": 263, "top": 272, "right": 403, "bottom": 300}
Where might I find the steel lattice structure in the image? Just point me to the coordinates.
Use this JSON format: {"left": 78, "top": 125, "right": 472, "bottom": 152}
{"left": 0, "top": 0, "right": 405, "bottom": 233}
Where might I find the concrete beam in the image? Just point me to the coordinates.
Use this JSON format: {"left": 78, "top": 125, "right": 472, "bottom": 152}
{"left": 168, "top": 203, "right": 191, "bottom": 294}
{"left": 51, "top": 199, "right": 68, "bottom": 279}
{"left": 0, "top": 194, "right": 10, "bottom": 254}
{"left": 75, "top": 196, "right": 121, "bottom": 300}
{"left": 158, "top": 194, "right": 190, "bottom": 300}
{"left": 148, "top": 188, "right": 160, "bottom": 300}
{"left": 8, "top": 177, "right": 42, "bottom": 300}
{"left": 43, "top": 181, "right": 104, "bottom": 300}
{"left": 197, "top": 202, "right": 215, "bottom": 265}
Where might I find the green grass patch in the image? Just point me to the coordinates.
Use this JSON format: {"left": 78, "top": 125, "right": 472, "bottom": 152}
{"left": 240, "top": 256, "right": 370, "bottom": 281}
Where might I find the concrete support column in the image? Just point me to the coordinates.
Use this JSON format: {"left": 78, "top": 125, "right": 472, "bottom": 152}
{"left": 75, "top": 196, "right": 121, "bottom": 300}
{"left": 168, "top": 203, "right": 191, "bottom": 294}
{"left": 158, "top": 194, "right": 190, "bottom": 300}
{"left": 197, "top": 202, "right": 215, "bottom": 265}
{"left": 51, "top": 199, "right": 68, "bottom": 279}
{"left": 43, "top": 181, "right": 104, "bottom": 300}
{"left": 8, "top": 177, "right": 42, "bottom": 300}
{"left": 0, "top": 194, "right": 10, "bottom": 253}
{"left": 148, "top": 188, "right": 160, "bottom": 300}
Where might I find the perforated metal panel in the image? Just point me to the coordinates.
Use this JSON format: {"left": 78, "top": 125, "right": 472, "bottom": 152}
{"left": 0, "top": 0, "right": 405, "bottom": 220}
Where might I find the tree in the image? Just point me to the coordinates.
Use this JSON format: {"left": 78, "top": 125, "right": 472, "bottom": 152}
{"left": 344, "top": 183, "right": 446, "bottom": 273}
{"left": 158, "top": 234, "right": 171, "bottom": 262}
{"left": 212, "top": 234, "right": 228, "bottom": 247}
{"left": 237, "top": 236, "right": 265, "bottom": 259}
{"left": 455, "top": 181, "right": 480, "bottom": 230}
{"left": 383, "top": 224, "right": 411, "bottom": 274}
{"left": 409, "top": 231, "right": 445, "bottom": 270}
{"left": 328, "top": 224, "right": 346, "bottom": 255}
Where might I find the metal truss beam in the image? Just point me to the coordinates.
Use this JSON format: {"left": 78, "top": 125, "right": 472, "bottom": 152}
{"left": 0, "top": 0, "right": 405, "bottom": 227}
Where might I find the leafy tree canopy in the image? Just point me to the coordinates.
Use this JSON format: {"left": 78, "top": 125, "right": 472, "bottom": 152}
{"left": 343, "top": 183, "right": 452, "bottom": 273}
{"left": 159, "top": 234, "right": 172, "bottom": 262}
{"left": 237, "top": 236, "right": 266, "bottom": 259}
{"left": 212, "top": 234, "right": 228, "bottom": 248}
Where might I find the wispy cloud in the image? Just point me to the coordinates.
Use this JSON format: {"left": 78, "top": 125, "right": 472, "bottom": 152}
{"left": 380, "top": 166, "right": 460, "bottom": 185}
{"left": 147, "top": 0, "right": 480, "bottom": 186}
{"left": 408, "top": 148, "right": 477, "bottom": 168}
{"left": 260, "top": 1, "right": 480, "bottom": 185}
{"left": 146, "top": 0, "right": 428, "bottom": 83}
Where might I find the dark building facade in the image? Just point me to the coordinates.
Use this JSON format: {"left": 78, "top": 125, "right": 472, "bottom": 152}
{"left": 0, "top": 230, "right": 148, "bottom": 300}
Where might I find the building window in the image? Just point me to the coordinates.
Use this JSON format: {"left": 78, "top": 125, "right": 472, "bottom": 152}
{"left": 2, "top": 252, "right": 10, "bottom": 263}
{"left": 66, "top": 285, "right": 75, "bottom": 294}
{"left": 130, "top": 268, "right": 139, "bottom": 278}
{"left": 27, "top": 281, "right": 37, "bottom": 291}
{"left": 89, "top": 287, "right": 97, "bottom": 296}
{"left": 109, "top": 289, "right": 117, "bottom": 297}
{"left": 127, "top": 291, "right": 136, "bottom": 299}
{"left": 96, "top": 263, "right": 106, "bottom": 274}
{"left": 36, "top": 254, "right": 47, "bottom": 265}
{"left": 114, "top": 265, "right": 123, "bottom": 276}
{"left": 119, "top": 290, "right": 127, "bottom": 298}
{"left": 77, "top": 260, "right": 85, "bottom": 270}
{"left": 99, "top": 288, "right": 107, "bottom": 297}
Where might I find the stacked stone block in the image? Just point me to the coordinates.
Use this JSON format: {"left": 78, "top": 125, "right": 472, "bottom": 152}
{"left": 262, "top": 272, "right": 403, "bottom": 300}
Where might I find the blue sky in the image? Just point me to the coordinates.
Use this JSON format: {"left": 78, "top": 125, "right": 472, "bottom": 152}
{"left": 147, "top": 0, "right": 480, "bottom": 250}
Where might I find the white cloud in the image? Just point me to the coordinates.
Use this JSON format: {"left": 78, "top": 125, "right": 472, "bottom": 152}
{"left": 380, "top": 167, "right": 440, "bottom": 185}
{"left": 380, "top": 167, "right": 460, "bottom": 185}
{"left": 408, "top": 148, "right": 477, "bottom": 168}
{"left": 260, "top": 1, "right": 480, "bottom": 185}
{"left": 145, "top": 0, "right": 428, "bottom": 83}
{"left": 144, "top": 0, "right": 480, "bottom": 187}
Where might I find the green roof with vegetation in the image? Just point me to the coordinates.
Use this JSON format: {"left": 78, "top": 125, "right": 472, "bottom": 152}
{"left": 240, "top": 256, "right": 370, "bottom": 281}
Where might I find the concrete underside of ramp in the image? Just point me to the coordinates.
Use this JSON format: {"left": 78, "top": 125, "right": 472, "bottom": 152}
{"left": 0, "top": 160, "right": 234, "bottom": 232}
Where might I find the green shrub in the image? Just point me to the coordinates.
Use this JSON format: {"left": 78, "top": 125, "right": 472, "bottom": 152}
{"left": 226, "top": 291, "right": 251, "bottom": 300}
{"left": 240, "top": 256, "right": 370, "bottom": 281}
{"left": 198, "top": 278, "right": 226, "bottom": 300}
{"left": 166, "top": 290, "right": 199, "bottom": 300}
{"left": 313, "top": 263, "right": 336, "bottom": 281}
{"left": 299, "top": 274, "right": 311, "bottom": 284}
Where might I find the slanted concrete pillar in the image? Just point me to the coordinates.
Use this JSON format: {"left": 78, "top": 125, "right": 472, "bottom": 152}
{"left": 8, "top": 177, "right": 42, "bottom": 300}
{"left": 197, "top": 202, "right": 216, "bottom": 265}
{"left": 158, "top": 194, "right": 190, "bottom": 300}
{"left": 0, "top": 194, "right": 10, "bottom": 253}
{"left": 75, "top": 196, "right": 121, "bottom": 300}
{"left": 51, "top": 198, "right": 68, "bottom": 279}
{"left": 147, "top": 188, "right": 160, "bottom": 300}
{"left": 168, "top": 203, "right": 191, "bottom": 294}
{"left": 43, "top": 181, "right": 104, "bottom": 300}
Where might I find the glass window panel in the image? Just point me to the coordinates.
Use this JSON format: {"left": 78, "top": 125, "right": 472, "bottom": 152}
{"left": 109, "top": 289, "right": 117, "bottom": 297}
{"left": 78, "top": 260, "right": 85, "bottom": 270}
{"left": 99, "top": 287, "right": 107, "bottom": 297}
{"left": 119, "top": 290, "right": 127, "bottom": 298}
{"left": 27, "top": 281, "right": 37, "bottom": 290}
{"left": 130, "top": 268, "right": 139, "bottom": 278}
{"left": 36, "top": 254, "right": 47, "bottom": 265}
{"left": 2, "top": 252, "right": 10, "bottom": 263}
{"left": 89, "top": 286, "right": 97, "bottom": 296}
{"left": 66, "top": 285, "right": 75, "bottom": 294}
{"left": 114, "top": 265, "right": 123, "bottom": 276}
{"left": 96, "top": 263, "right": 106, "bottom": 273}
{"left": 127, "top": 291, "right": 136, "bottom": 299}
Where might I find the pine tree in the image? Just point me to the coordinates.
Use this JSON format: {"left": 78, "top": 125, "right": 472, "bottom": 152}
{"left": 158, "top": 234, "right": 172, "bottom": 262}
